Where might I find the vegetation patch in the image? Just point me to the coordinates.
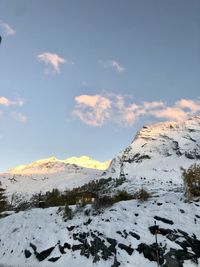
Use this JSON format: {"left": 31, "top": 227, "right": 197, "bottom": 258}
{"left": 0, "top": 182, "right": 8, "bottom": 214}
{"left": 182, "top": 164, "right": 200, "bottom": 199}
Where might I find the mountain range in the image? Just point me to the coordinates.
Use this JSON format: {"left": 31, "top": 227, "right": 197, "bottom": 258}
{"left": 0, "top": 116, "right": 200, "bottom": 267}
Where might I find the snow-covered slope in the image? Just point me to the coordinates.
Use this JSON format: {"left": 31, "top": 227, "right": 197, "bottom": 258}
{"left": 9, "top": 156, "right": 110, "bottom": 174}
{"left": 0, "top": 192, "right": 199, "bottom": 267}
{"left": 0, "top": 156, "right": 108, "bottom": 198}
{"left": 106, "top": 116, "right": 200, "bottom": 186}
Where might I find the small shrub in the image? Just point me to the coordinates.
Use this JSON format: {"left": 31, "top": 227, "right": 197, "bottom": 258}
{"left": 63, "top": 204, "right": 73, "bottom": 220}
{"left": 134, "top": 188, "right": 150, "bottom": 202}
{"left": 114, "top": 190, "right": 134, "bottom": 202}
{"left": 0, "top": 183, "right": 8, "bottom": 213}
{"left": 44, "top": 189, "right": 64, "bottom": 207}
{"left": 115, "top": 177, "right": 127, "bottom": 187}
{"left": 93, "top": 196, "right": 114, "bottom": 210}
{"left": 182, "top": 164, "right": 200, "bottom": 199}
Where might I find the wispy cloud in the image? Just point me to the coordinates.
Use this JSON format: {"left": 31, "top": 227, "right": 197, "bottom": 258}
{"left": 0, "top": 96, "right": 24, "bottom": 107}
{"left": 37, "top": 52, "right": 72, "bottom": 74}
{"left": 98, "top": 60, "right": 125, "bottom": 73}
{"left": 0, "top": 21, "right": 16, "bottom": 36}
{"left": 73, "top": 94, "right": 200, "bottom": 127}
{"left": 0, "top": 97, "right": 10, "bottom": 106}
{"left": 11, "top": 111, "right": 27, "bottom": 123}
{"left": 0, "top": 96, "right": 26, "bottom": 123}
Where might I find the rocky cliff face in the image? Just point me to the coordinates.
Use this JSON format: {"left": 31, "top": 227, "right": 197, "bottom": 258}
{"left": 107, "top": 116, "right": 200, "bottom": 183}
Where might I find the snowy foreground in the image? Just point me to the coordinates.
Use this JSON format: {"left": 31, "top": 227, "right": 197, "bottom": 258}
{"left": 0, "top": 189, "right": 199, "bottom": 267}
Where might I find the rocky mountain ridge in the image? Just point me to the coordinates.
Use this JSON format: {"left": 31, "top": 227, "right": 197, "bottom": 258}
{"left": 106, "top": 116, "right": 200, "bottom": 184}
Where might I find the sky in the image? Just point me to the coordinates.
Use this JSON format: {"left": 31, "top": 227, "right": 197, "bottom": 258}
{"left": 0, "top": 0, "right": 200, "bottom": 172}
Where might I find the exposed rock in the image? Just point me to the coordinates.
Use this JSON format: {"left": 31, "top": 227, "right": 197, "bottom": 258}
{"left": 83, "top": 218, "right": 92, "bottom": 225}
{"left": 149, "top": 225, "right": 173, "bottom": 236}
{"left": 137, "top": 243, "right": 165, "bottom": 264}
{"left": 29, "top": 242, "right": 37, "bottom": 253}
{"left": 36, "top": 246, "right": 55, "bottom": 261}
{"left": 129, "top": 231, "right": 140, "bottom": 240}
{"left": 154, "top": 216, "right": 174, "bottom": 225}
{"left": 118, "top": 243, "right": 134, "bottom": 255}
{"left": 24, "top": 249, "right": 32, "bottom": 258}
{"left": 72, "top": 244, "right": 83, "bottom": 251}
{"left": 64, "top": 242, "right": 71, "bottom": 249}
{"left": 107, "top": 238, "right": 117, "bottom": 247}
{"left": 48, "top": 256, "right": 60, "bottom": 262}
{"left": 58, "top": 244, "right": 65, "bottom": 254}
{"left": 67, "top": 226, "right": 75, "bottom": 231}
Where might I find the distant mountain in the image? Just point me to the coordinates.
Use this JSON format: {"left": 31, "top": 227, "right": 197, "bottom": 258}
{"left": 0, "top": 156, "right": 109, "bottom": 197}
{"left": 9, "top": 156, "right": 110, "bottom": 175}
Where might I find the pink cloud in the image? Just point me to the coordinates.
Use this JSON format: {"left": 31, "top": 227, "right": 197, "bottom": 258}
{"left": 0, "top": 97, "right": 10, "bottom": 106}
{"left": 151, "top": 107, "right": 188, "bottom": 121}
{"left": 73, "top": 95, "right": 111, "bottom": 126}
{"left": 0, "top": 96, "right": 24, "bottom": 107}
{"left": 176, "top": 99, "right": 200, "bottom": 113}
{"left": 143, "top": 101, "right": 165, "bottom": 109}
{"left": 37, "top": 52, "right": 70, "bottom": 74}
{"left": 73, "top": 94, "right": 200, "bottom": 127}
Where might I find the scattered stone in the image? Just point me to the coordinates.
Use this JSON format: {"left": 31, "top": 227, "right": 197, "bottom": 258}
{"left": 48, "top": 256, "right": 60, "bottom": 262}
{"left": 107, "top": 238, "right": 117, "bottom": 247}
{"left": 123, "top": 230, "right": 128, "bottom": 238}
{"left": 84, "top": 218, "right": 92, "bottom": 225}
{"left": 64, "top": 242, "right": 71, "bottom": 249}
{"left": 24, "top": 249, "right": 32, "bottom": 258}
{"left": 58, "top": 244, "right": 65, "bottom": 254}
{"left": 67, "top": 226, "right": 75, "bottom": 231}
{"left": 154, "top": 216, "right": 174, "bottom": 225}
{"left": 118, "top": 243, "right": 134, "bottom": 255}
{"left": 29, "top": 243, "right": 37, "bottom": 253}
{"left": 129, "top": 231, "right": 140, "bottom": 240}
{"left": 36, "top": 246, "right": 55, "bottom": 261}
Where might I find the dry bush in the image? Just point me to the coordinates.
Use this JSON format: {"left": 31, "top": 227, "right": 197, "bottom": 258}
{"left": 182, "top": 164, "right": 200, "bottom": 199}
{"left": 134, "top": 188, "right": 151, "bottom": 202}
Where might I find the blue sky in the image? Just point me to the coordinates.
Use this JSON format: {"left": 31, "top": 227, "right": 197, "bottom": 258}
{"left": 0, "top": 0, "right": 199, "bottom": 172}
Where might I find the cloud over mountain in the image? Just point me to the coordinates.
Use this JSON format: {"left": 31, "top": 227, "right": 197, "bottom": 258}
{"left": 73, "top": 94, "right": 200, "bottom": 127}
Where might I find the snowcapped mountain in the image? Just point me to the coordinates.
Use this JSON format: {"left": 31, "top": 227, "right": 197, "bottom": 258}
{"left": 0, "top": 156, "right": 109, "bottom": 197}
{"left": 9, "top": 156, "right": 110, "bottom": 175}
{"left": 106, "top": 116, "right": 200, "bottom": 187}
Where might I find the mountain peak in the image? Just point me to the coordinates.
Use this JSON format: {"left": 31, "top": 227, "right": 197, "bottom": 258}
{"left": 107, "top": 116, "right": 200, "bottom": 181}
{"left": 8, "top": 155, "right": 110, "bottom": 175}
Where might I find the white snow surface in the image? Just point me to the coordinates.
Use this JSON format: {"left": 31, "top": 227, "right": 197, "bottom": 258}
{"left": 0, "top": 193, "right": 199, "bottom": 266}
